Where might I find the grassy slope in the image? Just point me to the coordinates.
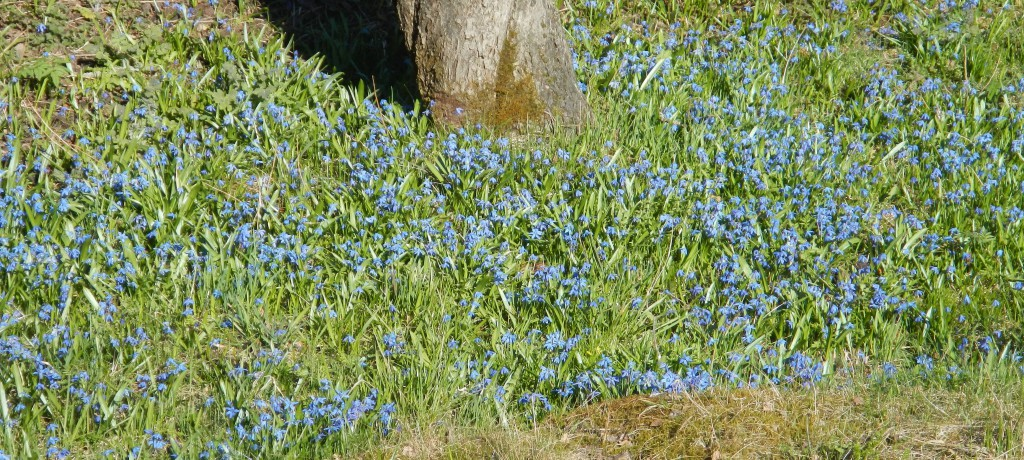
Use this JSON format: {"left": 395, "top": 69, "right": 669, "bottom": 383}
{"left": 2, "top": 0, "right": 1024, "bottom": 458}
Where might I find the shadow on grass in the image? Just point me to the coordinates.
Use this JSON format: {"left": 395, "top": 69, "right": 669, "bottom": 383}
{"left": 256, "top": 0, "right": 419, "bottom": 106}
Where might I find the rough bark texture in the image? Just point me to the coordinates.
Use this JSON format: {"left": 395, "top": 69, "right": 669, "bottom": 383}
{"left": 396, "top": 0, "right": 590, "bottom": 127}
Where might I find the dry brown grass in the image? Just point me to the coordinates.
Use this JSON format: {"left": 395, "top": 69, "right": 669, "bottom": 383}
{"left": 362, "top": 379, "right": 1024, "bottom": 459}
{"left": 560, "top": 381, "right": 1024, "bottom": 459}
{"left": 360, "top": 424, "right": 572, "bottom": 460}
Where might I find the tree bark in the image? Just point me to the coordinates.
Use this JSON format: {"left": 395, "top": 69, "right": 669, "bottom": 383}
{"left": 396, "top": 0, "right": 590, "bottom": 128}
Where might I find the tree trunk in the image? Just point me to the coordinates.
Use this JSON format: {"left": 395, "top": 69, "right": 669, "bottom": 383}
{"left": 396, "top": 0, "right": 590, "bottom": 128}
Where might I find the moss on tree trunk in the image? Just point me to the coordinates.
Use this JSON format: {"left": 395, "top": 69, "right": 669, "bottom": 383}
{"left": 396, "top": 0, "right": 590, "bottom": 129}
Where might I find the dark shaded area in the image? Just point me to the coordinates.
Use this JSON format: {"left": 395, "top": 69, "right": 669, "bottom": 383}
{"left": 257, "top": 0, "right": 419, "bottom": 106}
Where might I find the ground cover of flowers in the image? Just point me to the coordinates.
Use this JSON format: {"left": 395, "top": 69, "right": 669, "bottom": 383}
{"left": 2, "top": 0, "right": 1024, "bottom": 457}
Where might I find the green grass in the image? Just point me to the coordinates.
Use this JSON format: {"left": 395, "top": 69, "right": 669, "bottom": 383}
{"left": 1, "top": 0, "right": 1023, "bottom": 458}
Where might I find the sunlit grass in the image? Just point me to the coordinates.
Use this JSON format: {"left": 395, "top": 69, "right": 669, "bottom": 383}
{"left": 1, "top": 0, "right": 1023, "bottom": 457}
